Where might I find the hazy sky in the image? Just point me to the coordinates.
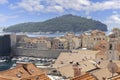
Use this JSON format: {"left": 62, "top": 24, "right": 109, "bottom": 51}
{"left": 0, "top": 0, "right": 120, "bottom": 30}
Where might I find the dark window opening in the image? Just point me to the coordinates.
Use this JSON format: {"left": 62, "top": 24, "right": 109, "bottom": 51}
{"left": 109, "top": 44, "right": 112, "bottom": 50}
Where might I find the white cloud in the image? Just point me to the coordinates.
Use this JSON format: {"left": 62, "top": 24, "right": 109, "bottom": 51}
{"left": 9, "top": 4, "right": 18, "bottom": 9}
{"left": 9, "top": 0, "right": 120, "bottom": 13}
{"left": 46, "top": 5, "right": 64, "bottom": 12}
{"left": 43, "top": 0, "right": 120, "bottom": 12}
{"left": 0, "top": 0, "right": 8, "bottom": 4}
{"left": 105, "top": 14, "right": 120, "bottom": 24}
{"left": 10, "top": 0, "right": 44, "bottom": 12}
{"left": 0, "top": 14, "right": 18, "bottom": 22}
{"left": 104, "top": 14, "right": 120, "bottom": 30}
{"left": 9, "top": 0, "right": 91, "bottom": 12}
{"left": 52, "top": 0, "right": 91, "bottom": 10}
{"left": 86, "top": 0, "right": 120, "bottom": 12}
{"left": 109, "top": 15, "right": 120, "bottom": 23}
{"left": 18, "top": 0, "right": 44, "bottom": 12}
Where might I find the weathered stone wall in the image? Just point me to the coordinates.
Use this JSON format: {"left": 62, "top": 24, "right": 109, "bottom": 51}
{"left": 13, "top": 48, "right": 68, "bottom": 58}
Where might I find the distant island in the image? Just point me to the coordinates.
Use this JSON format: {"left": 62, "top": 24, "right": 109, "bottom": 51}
{"left": 4, "top": 14, "right": 108, "bottom": 32}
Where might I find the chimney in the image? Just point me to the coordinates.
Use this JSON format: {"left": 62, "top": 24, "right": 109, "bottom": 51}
{"left": 72, "top": 63, "right": 81, "bottom": 77}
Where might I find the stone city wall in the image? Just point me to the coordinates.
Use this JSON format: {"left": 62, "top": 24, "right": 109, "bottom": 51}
{"left": 13, "top": 48, "right": 68, "bottom": 58}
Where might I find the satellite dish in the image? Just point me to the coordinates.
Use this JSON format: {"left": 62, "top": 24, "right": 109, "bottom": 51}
{"left": 107, "top": 60, "right": 118, "bottom": 77}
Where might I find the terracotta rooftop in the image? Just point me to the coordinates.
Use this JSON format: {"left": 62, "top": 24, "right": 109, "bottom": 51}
{"left": 0, "top": 63, "right": 51, "bottom": 80}
{"left": 54, "top": 60, "right": 98, "bottom": 78}
{"left": 91, "top": 60, "right": 120, "bottom": 80}
{"left": 109, "top": 75, "right": 120, "bottom": 80}
{"left": 71, "top": 73, "right": 97, "bottom": 80}
{"left": 53, "top": 50, "right": 100, "bottom": 66}
{"left": 53, "top": 50, "right": 101, "bottom": 78}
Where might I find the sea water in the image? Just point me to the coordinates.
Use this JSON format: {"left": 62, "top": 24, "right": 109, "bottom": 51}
{"left": 0, "top": 60, "right": 15, "bottom": 71}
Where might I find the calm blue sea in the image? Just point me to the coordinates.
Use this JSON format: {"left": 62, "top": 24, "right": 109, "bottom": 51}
{"left": 27, "top": 32, "right": 110, "bottom": 37}
{"left": 0, "top": 61, "right": 15, "bottom": 71}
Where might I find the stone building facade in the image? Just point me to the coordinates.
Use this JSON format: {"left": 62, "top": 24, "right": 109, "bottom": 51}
{"left": 16, "top": 36, "right": 51, "bottom": 50}
{"left": 16, "top": 33, "right": 81, "bottom": 51}
{"left": 14, "top": 29, "right": 120, "bottom": 60}
{"left": 108, "top": 28, "right": 120, "bottom": 60}
{"left": 81, "top": 30, "right": 108, "bottom": 50}
{"left": 52, "top": 33, "right": 81, "bottom": 50}
{"left": 52, "top": 37, "right": 68, "bottom": 50}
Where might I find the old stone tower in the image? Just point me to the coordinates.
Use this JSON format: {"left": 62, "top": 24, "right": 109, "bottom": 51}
{"left": 108, "top": 28, "right": 120, "bottom": 60}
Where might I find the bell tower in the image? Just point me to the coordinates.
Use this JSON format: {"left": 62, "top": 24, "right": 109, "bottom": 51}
{"left": 108, "top": 40, "right": 117, "bottom": 60}
{"left": 108, "top": 28, "right": 120, "bottom": 60}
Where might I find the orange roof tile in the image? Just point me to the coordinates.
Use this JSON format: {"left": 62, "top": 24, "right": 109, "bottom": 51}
{"left": 109, "top": 75, "right": 120, "bottom": 80}
{"left": 71, "top": 73, "right": 97, "bottom": 80}
{"left": 0, "top": 63, "right": 51, "bottom": 80}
